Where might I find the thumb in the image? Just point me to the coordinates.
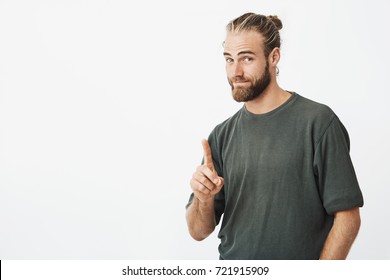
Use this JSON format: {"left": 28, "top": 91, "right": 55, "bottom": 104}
{"left": 216, "top": 176, "right": 224, "bottom": 188}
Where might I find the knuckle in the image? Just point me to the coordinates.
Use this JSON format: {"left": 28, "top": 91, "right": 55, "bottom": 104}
{"left": 200, "top": 176, "right": 208, "bottom": 185}
{"left": 199, "top": 185, "right": 210, "bottom": 194}
{"left": 203, "top": 188, "right": 211, "bottom": 195}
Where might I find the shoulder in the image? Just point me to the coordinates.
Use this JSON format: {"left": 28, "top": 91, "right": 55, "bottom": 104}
{"left": 206, "top": 108, "right": 243, "bottom": 159}
{"left": 294, "top": 94, "right": 336, "bottom": 122}
{"left": 297, "top": 96, "right": 349, "bottom": 145}
{"left": 293, "top": 94, "right": 339, "bottom": 134}
{"left": 209, "top": 108, "right": 243, "bottom": 138}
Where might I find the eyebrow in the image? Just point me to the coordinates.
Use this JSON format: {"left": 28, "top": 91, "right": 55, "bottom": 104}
{"left": 223, "top": 51, "right": 257, "bottom": 57}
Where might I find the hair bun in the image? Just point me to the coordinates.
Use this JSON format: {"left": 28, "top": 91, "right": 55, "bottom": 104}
{"left": 267, "top": 15, "right": 283, "bottom": 30}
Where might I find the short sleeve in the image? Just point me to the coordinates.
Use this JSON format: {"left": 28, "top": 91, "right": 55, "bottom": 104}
{"left": 313, "top": 116, "right": 364, "bottom": 215}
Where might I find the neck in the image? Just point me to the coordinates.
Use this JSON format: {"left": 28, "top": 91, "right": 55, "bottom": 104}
{"left": 244, "top": 80, "right": 291, "bottom": 114}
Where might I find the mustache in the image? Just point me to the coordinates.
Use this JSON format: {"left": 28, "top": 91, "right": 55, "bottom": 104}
{"left": 230, "top": 76, "right": 250, "bottom": 83}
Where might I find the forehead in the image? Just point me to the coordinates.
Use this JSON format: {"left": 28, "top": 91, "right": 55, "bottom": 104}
{"left": 224, "top": 30, "right": 265, "bottom": 55}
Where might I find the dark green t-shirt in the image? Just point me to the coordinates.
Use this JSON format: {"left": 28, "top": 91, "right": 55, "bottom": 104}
{"left": 187, "top": 92, "right": 364, "bottom": 259}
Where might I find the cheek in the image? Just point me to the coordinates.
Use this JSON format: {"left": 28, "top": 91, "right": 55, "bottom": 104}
{"left": 248, "top": 65, "right": 264, "bottom": 79}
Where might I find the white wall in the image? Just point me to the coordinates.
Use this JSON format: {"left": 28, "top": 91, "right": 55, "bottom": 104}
{"left": 0, "top": 0, "right": 389, "bottom": 259}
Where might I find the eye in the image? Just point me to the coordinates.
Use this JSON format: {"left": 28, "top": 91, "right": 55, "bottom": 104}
{"left": 225, "top": 57, "right": 233, "bottom": 63}
{"left": 243, "top": 57, "right": 253, "bottom": 62}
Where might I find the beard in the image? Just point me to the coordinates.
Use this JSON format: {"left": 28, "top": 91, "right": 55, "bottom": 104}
{"left": 229, "top": 62, "right": 271, "bottom": 102}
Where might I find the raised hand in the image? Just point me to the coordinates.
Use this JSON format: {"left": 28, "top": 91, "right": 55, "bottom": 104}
{"left": 190, "top": 139, "right": 224, "bottom": 202}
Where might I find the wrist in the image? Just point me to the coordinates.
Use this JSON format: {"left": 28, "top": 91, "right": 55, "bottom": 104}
{"left": 194, "top": 195, "right": 215, "bottom": 209}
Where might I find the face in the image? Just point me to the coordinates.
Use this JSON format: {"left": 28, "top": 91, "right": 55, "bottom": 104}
{"left": 224, "top": 31, "right": 271, "bottom": 102}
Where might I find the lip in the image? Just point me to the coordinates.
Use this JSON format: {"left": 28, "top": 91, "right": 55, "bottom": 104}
{"left": 233, "top": 81, "right": 250, "bottom": 86}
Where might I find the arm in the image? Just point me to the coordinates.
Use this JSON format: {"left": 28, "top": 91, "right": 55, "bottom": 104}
{"left": 186, "top": 196, "right": 217, "bottom": 241}
{"left": 319, "top": 207, "right": 361, "bottom": 260}
{"left": 186, "top": 139, "right": 224, "bottom": 241}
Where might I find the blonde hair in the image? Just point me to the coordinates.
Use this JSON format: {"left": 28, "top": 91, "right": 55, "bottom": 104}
{"left": 226, "top": 13, "right": 283, "bottom": 57}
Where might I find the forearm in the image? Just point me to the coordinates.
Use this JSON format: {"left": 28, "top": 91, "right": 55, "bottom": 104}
{"left": 320, "top": 208, "right": 361, "bottom": 260}
{"left": 186, "top": 196, "right": 216, "bottom": 241}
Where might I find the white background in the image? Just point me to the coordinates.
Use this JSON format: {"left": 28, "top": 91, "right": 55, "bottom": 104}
{"left": 0, "top": 0, "right": 389, "bottom": 259}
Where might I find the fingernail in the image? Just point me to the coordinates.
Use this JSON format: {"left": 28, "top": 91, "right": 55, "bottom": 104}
{"left": 214, "top": 179, "right": 220, "bottom": 185}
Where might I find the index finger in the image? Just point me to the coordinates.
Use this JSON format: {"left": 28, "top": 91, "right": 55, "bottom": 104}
{"left": 202, "top": 139, "right": 214, "bottom": 168}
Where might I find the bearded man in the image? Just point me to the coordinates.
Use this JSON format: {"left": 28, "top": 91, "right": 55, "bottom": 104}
{"left": 185, "top": 12, "right": 364, "bottom": 260}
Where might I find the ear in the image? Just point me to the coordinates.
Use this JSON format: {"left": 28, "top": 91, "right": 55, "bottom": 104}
{"left": 268, "top": 47, "right": 280, "bottom": 66}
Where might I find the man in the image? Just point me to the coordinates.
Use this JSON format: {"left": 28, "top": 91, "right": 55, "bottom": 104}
{"left": 185, "top": 12, "right": 364, "bottom": 260}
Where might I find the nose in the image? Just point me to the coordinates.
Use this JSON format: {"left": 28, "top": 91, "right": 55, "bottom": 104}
{"left": 233, "top": 62, "right": 243, "bottom": 77}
